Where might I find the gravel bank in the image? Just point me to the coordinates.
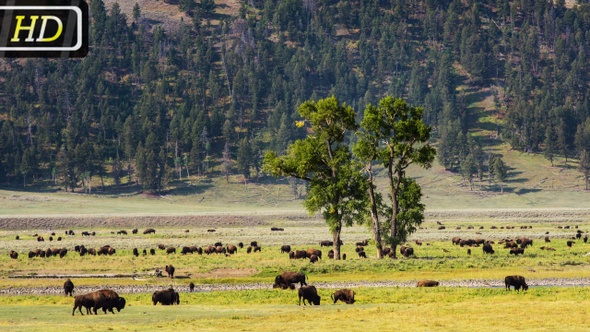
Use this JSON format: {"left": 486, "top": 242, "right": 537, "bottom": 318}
{"left": 2, "top": 278, "right": 590, "bottom": 296}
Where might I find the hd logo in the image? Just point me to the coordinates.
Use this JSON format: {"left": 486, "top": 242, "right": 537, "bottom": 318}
{"left": 0, "top": 0, "right": 88, "bottom": 57}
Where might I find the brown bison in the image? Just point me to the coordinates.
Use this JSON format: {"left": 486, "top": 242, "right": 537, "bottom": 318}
{"left": 133, "top": 248, "right": 139, "bottom": 257}
{"left": 400, "top": 246, "right": 414, "bottom": 257}
{"left": 281, "top": 245, "right": 291, "bottom": 254}
{"left": 298, "top": 285, "right": 320, "bottom": 305}
{"left": 505, "top": 275, "right": 528, "bottom": 291}
{"left": 290, "top": 250, "right": 307, "bottom": 259}
{"left": 166, "top": 247, "right": 176, "bottom": 254}
{"left": 72, "top": 289, "right": 126, "bottom": 315}
{"left": 226, "top": 244, "right": 238, "bottom": 254}
{"left": 309, "top": 254, "right": 318, "bottom": 263}
{"left": 143, "top": 228, "right": 156, "bottom": 234}
{"left": 152, "top": 288, "right": 180, "bottom": 305}
{"left": 331, "top": 289, "right": 355, "bottom": 304}
{"left": 165, "top": 264, "right": 175, "bottom": 278}
{"left": 189, "top": 282, "right": 195, "bottom": 292}
{"left": 482, "top": 242, "right": 495, "bottom": 254}
{"left": 509, "top": 248, "right": 525, "bottom": 256}
{"left": 306, "top": 248, "right": 322, "bottom": 260}
{"left": 417, "top": 280, "right": 440, "bottom": 287}
{"left": 320, "top": 240, "right": 333, "bottom": 247}
{"left": 9, "top": 250, "right": 18, "bottom": 259}
{"left": 274, "top": 271, "right": 307, "bottom": 288}
{"left": 64, "top": 278, "right": 74, "bottom": 296}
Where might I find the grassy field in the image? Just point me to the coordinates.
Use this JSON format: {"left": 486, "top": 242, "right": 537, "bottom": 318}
{"left": 1, "top": 287, "right": 590, "bottom": 331}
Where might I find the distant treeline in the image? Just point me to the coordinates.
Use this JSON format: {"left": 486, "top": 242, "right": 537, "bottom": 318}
{"left": 2, "top": 0, "right": 590, "bottom": 192}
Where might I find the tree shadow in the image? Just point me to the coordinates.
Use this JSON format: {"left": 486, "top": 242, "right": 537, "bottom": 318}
{"left": 515, "top": 188, "right": 542, "bottom": 195}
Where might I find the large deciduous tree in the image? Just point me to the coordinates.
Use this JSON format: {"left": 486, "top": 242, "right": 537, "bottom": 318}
{"left": 353, "top": 97, "right": 435, "bottom": 258}
{"left": 263, "top": 96, "right": 367, "bottom": 260}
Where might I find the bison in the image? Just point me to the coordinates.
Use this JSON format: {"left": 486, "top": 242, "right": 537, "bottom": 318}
{"left": 309, "top": 254, "right": 318, "bottom": 263}
{"left": 165, "top": 264, "right": 175, "bottom": 278}
{"left": 9, "top": 250, "right": 18, "bottom": 259}
{"left": 505, "top": 275, "right": 528, "bottom": 291}
{"left": 226, "top": 244, "right": 238, "bottom": 254}
{"left": 289, "top": 250, "right": 307, "bottom": 259}
{"left": 306, "top": 248, "right": 322, "bottom": 260}
{"left": 189, "top": 282, "right": 195, "bottom": 292}
{"left": 400, "top": 246, "right": 414, "bottom": 257}
{"left": 143, "top": 228, "right": 156, "bottom": 234}
{"left": 509, "top": 247, "right": 525, "bottom": 255}
{"left": 416, "top": 280, "right": 439, "bottom": 287}
{"left": 281, "top": 245, "right": 291, "bottom": 254}
{"left": 64, "top": 278, "right": 74, "bottom": 296}
{"left": 166, "top": 247, "right": 176, "bottom": 254}
{"left": 133, "top": 248, "right": 139, "bottom": 257}
{"left": 482, "top": 242, "right": 495, "bottom": 254}
{"left": 152, "top": 288, "right": 180, "bottom": 305}
{"left": 298, "top": 285, "right": 320, "bottom": 305}
{"left": 331, "top": 289, "right": 355, "bottom": 304}
{"left": 72, "top": 289, "right": 125, "bottom": 315}
{"left": 274, "top": 271, "right": 307, "bottom": 288}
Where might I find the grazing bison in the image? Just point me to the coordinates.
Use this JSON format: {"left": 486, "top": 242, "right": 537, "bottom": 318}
{"left": 400, "top": 246, "right": 414, "bottom": 257}
{"left": 9, "top": 250, "right": 18, "bottom": 259}
{"left": 149, "top": 248, "right": 156, "bottom": 255}
{"left": 356, "top": 239, "right": 369, "bottom": 246}
{"left": 215, "top": 246, "right": 226, "bottom": 254}
{"left": 357, "top": 251, "right": 367, "bottom": 258}
{"left": 567, "top": 240, "right": 575, "bottom": 247}
{"left": 331, "top": 289, "right": 355, "bottom": 304}
{"left": 143, "top": 228, "right": 156, "bottom": 234}
{"left": 152, "top": 288, "right": 180, "bottom": 305}
{"left": 72, "top": 290, "right": 125, "bottom": 315}
{"left": 452, "top": 237, "right": 461, "bottom": 245}
{"left": 274, "top": 271, "right": 307, "bottom": 288}
{"left": 482, "top": 242, "right": 495, "bottom": 254}
{"left": 309, "top": 254, "right": 319, "bottom": 263}
{"left": 327, "top": 249, "right": 334, "bottom": 259}
{"left": 132, "top": 248, "right": 139, "bottom": 257}
{"left": 64, "top": 278, "right": 74, "bottom": 296}
{"left": 181, "top": 246, "right": 192, "bottom": 255}
{"left": 281, "top": 245, "right": 291, "bottom": 254}
{"left": 298, "top": 285, "right": 321, "bottom": 305}
{"left": 505, "top": 275, "right": 528, "bottom": 291}
{"left": 509, "top": 248, "right": 525, "bottom": 255}
{"left": 166, "top": 247, "right": 176, "bottom": 254}
{"left": 320, "top": 240, "right": 333, "bottom": 247}
{"left": 117, "top": 230, "right": 127, "bottom": 235}
{"left": 290, "top": 250, "right": 307, "bottom": 259}
{"left": 189, "top": 282, "right": 195, "bottom": 292}
{"left": 417, "top": 280, "right": 439, "bottom": 287}
{"left": 132, "top": 228, "right": 138, "bottom": 234}
{"left": 165, "top": 264, "right": 175, "bottom": 278}
{"left": 226, "top": 244, "right": 238, "bottom": 254}
{"left": 306, "top": 249, "right": 322, "bottom": 260}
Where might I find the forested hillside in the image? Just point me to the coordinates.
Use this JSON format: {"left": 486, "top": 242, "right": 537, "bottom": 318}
{"left": 2, "top": 0, "right": 590, "bottom": 193}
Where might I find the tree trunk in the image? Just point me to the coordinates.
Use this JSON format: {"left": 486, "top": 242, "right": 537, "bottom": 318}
{"left": 332, "top": 224, "right": 342, "bottom": 260}
{"left": 388, "top": 164, "right": 402, "bottom": 259}
{"left": 366, "top": 165, "right": 383, "bottom": 259}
